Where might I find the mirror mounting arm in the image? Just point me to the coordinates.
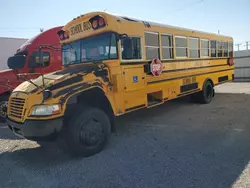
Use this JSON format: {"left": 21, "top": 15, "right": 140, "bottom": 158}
{"left": 117, "top": 33, "right": 128, "bottom": 41}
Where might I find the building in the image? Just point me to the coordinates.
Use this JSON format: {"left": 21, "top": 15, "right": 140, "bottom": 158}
{"left": 234, "top": 50, "right": 250, "bottom": 82}
{"left": 0, "top": 37, "right": 28, "bottom": 70}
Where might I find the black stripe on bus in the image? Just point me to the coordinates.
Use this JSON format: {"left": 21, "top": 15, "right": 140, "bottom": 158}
{"left": 122, "top": 62, "right": 229, "bottom": 74}
{"left": 148, "top": 68, "right": 234, "bottom": 85}
{"left": 121, "top": 62, "right": 146, "bottom": 65}
{"left": 161, "top": 57, "right": 229, "bottom": 63}
{"left": 218, "top": 76, "right": 229, "bottom": 83}
{"left": 215, "top": 80, "right": 230, "bottom": 86}
{"left": 125, "top": 104, "right": 146, "bottom": 112}
{"left": 177, "top": 89, "right": 201, "bottom": 97}
{"left": 121, "top": 57, "right": 230, "bottom": 65}
{"left": 180, "top": 83, "right": 198, "bottom": 93}
{"left": 162, "top": 64, "right": 228, "bottom": 74}
{"left": 47, "top": 75, "right": 83, "bottom": 91}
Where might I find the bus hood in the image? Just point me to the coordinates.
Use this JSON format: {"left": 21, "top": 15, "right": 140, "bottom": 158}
{"left": 12, "top": 64, "right": 99, "bottom": 94}
{"left": 13, "top": 72, "right": 70, "bottom": 93}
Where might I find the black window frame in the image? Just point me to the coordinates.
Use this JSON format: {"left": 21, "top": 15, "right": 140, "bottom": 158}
{"left": 121, "top": 36, "right": 142, "bottom": 60}
{"left": 62, "top": 32, "right": 118, "bottom": 66}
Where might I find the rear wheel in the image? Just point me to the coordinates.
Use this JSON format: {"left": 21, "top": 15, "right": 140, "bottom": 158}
{"left": 190, "top": 81, "right": 214, "bottom": 104}
{"left": 0, "top": 94, "right": 9, "bottom": 123}
{"left": 65, "top": 106, "right": 111, "bottom": 157}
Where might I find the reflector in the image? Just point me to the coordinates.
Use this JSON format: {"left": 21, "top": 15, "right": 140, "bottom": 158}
{"left": 99, "top": 17, "right": 105, "bottom": 26}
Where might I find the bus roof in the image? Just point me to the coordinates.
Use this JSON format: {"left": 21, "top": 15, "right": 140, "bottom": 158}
{"left": 112, "top": 13, "right": 231, "bottom": 38}
{"left": 63, "top": 11, "right": 232, "bottom": 41}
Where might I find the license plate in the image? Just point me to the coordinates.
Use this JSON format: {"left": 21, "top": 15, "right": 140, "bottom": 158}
{"left": 183, "top": 77, "right": 196, "bottom": 85}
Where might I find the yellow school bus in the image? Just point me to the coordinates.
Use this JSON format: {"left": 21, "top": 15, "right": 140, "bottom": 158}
{"left": 7, "top": 12, "right": 234, "bottom": 157}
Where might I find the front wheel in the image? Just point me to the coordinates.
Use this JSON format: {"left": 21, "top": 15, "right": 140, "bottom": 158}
{"left": 65, "top": 106, "right": 111, "bottom": 157}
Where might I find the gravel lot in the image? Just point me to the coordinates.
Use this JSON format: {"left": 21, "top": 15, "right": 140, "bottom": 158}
{"left": 1, "top": 83, "right": 250, "bottom": 188}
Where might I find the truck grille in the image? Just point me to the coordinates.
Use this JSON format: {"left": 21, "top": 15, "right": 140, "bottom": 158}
{"left": 9, "top": 97, "right": 26, "bottom": 121}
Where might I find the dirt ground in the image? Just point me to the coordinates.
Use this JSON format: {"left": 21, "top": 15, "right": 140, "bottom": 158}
{"left": 0, "top": 83, "right": 250, "bottom": 188}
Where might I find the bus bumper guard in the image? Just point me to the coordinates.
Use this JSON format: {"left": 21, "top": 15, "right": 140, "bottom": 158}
{"left": 7, "top": 117, "right": 63, "bottom": 141}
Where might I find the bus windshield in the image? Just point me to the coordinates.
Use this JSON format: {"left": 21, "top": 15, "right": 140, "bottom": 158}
{"left": 62, "top": 32, "right": 117, "bottom": 66}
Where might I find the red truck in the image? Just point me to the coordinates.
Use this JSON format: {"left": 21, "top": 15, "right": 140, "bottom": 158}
{"left": 0, "top": 26, "right": 62, "bottom": 122}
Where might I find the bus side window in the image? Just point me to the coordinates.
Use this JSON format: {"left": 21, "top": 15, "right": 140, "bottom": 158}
{"left": 161, "top": 34, "right": 174, "bottom": 59}
{"left": 121, "top": 37, "right": 141, "bottom": 60}
{"left": 189, "top": 37, "right": 199, "bottom": 58}
{"left": 175, "top": 36, "right": 188, "bottom": 58}
{"left": 217, "top": 41, "right": 223, "bottom": 57}
{"left": 210, "top": 40, "right": 216, "bottom": 57}
{"left": 145, "top": 32, "right": 160, "bottom": 59}
{"left": 223, "top": 42, "right": 228, "bottom": 57}
{"left": 201, "top": 39, "right": 209, "bottom": 57}
{"left": 229, "top": 42, "right": 233, "bottom": 57}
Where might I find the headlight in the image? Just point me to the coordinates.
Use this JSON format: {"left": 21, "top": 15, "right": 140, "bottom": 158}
{"left": 31, "top": 104, "right": 61, "bottom": 116}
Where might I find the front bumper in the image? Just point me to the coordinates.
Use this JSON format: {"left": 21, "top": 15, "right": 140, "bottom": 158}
{"left": 7, "top": 117, "right": 63, "bottom": 141}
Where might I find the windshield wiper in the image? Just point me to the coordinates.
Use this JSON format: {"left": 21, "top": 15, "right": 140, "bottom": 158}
{"left": 65, "top": 57, "right": 93, "bottom": 67}
{"left": 17, "top": 74, "right": 41, "bottom": 89}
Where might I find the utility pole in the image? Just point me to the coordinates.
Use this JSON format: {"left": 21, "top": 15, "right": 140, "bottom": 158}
{"left": 235, "top": 43, "right": 241, "bottom": 51}
{"left": 246, "top": 41, "right": 249, "bottom": 50}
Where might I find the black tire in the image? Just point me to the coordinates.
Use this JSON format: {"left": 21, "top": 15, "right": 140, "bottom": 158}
{"left": 65, "top": 106, "right": 111, "bottom": 157}
{"left": 189, "top": 81, "right": 214, "bottom": 104}
{"left": 0, "top": 94, "right": 9, "bottom": 123}
{"left": 196, "top": 81, "right": 214, "bottom": 104}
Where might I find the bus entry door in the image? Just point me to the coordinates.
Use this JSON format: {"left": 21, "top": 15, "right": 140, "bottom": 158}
{"left": 123, "top": 67, "right": 146, "bottom": 110}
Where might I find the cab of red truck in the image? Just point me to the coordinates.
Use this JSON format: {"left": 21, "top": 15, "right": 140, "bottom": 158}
{"left": 0, "top": 26, "right": 62, "bottom": 121}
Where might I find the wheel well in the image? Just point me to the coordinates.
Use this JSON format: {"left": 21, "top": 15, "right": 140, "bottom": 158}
{"left": 0, "top": 91, "right": 11, "bottom": 100}
{"left": 65, "top": 87, "right": 115, "bottom": 131}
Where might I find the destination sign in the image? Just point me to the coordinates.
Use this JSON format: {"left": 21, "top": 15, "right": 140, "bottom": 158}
{"left": 70, "top": 21, "right": 92, "bottom": 36}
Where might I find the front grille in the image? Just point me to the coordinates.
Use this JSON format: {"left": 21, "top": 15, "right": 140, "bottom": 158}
{"left": 9, "top": 97, "right": 26, "bottom": 121}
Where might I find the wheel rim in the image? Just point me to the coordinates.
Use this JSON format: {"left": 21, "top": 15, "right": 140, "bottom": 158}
{"left": 0, "top": 101, "right": 8, "bottom": 118}
{"left": 206, "top": 85, "right": 213, "bottom": 100}
{"left": 79, "top": 117, "right": 104, "bottom": 147}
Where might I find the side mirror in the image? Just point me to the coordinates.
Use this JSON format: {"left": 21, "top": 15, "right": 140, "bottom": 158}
{"left": 7, "top": 55, "right": 26, "bottom": 70}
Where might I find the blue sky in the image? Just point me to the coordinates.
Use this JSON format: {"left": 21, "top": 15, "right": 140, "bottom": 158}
{"left": 0, "top": 0, "right": 249, "bottom": 46}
